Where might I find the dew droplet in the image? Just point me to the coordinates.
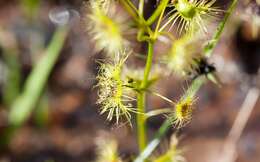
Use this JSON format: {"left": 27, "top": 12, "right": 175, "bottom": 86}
{"left": 49, "top": 7, "right": 80, "bottom": 26}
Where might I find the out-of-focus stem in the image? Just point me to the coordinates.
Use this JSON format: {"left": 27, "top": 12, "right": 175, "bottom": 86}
{"left": 219, "top": 87, "right": 259, "bottom": 162}
{"left": 119, "top": 0, "right": 139, "bottom": 23}
{"left": 204, "top": 0, "right": 239, "bottom": 57}
{"left": 9, "top": 26, "right": 67, "bottom": 126}
{"left": 0, "top": 28, "right": 21, "bottom": 106}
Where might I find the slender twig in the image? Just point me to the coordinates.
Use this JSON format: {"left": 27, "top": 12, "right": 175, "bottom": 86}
{"left": 218, "top": 87, "right": 259, "bottom": 162}
{"left": 141, "top": 42, "right": 154, "bottom": 89}
{"left": 139, "top": 0, "right": 145, "bottom": 17}
{"left": 126, "top": 0, "right": 139, "bottom": 13}
{"left": 147, "top": 0, "right": 170, "bottom": 25}
{"left": 145, "top": 108, "right": 172, "bottom": 118}
{"left": 150, "top": 91, "right": 174, "bottom": 104}
{"left": 119, "top": 0, "right": 139, "bottom": 23}
{"left": 153, "top": 0, "right": 169, "bottom": 39}
{"left": 204, "top": 0, "right": 239, "bottom": 57}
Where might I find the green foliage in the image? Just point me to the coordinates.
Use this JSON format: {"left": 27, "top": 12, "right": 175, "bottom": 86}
{"left": 9, "top": 27, "right": 67, "bottom": 126}
{"left": 34, "top": 92, "right": 49, "bottom": 127}
{"left": 20, "top": 0, "right": 41, "bottom": 19}
{"left": 1, "top": 42, "right": 21, "bottom": 106}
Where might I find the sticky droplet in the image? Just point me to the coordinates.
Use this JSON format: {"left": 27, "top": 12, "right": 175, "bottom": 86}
{"left": 49, "top": 8, "right": 80, "bottom": 26}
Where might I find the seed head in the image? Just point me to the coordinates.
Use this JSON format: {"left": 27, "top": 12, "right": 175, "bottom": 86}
{"left": 86, "top": 0, "right": 130, "bottom": 56}
{"left": 165, "top": 34, "right": 201, "bottom": 77}
{"left": 168, "top": 0, "right": 220, "bottom": 34}
{"left": 96, "top": 134, "right": 122, "bottom": 162}
{"left": 170, "top": 96, "right": 196, "bottom": 128}
{"left": 96, "top": 53, "right": 135, "bottom": 124}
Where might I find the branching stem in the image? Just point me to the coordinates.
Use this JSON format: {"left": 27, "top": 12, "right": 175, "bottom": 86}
{"left": 135, "top": 0, "right": 239, "bottom": 160}
{"left": 136, "top": 0, "right": 170, "bottom": 154}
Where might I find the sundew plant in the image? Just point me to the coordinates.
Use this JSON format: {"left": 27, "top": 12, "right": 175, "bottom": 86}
{"left": 85, "top": 0, "right": 239, "bottom": 161}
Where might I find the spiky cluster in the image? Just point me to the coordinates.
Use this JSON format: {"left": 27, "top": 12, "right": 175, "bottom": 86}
{"left": 86, "top": 0, "right": 130, "bottom": 56}
{"left": 96, "top": 135, "right": 122, "bottom": 162}
{"left": 96, "top": 54, "right": 135, "bottom": 124}
{"left": 167, "top": 0, "right": 220, "bottom": 34}
{"left": 165, "top": 34, "right": 201, "bottom": 77}
{"left": 170, "top": 96, "right": 196, "bottom": 128}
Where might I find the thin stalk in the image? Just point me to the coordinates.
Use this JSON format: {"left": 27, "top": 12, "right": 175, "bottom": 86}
{"left": 141, "top": 42, "right": 154, "bottom": 88}
{"left": 137, "top": 41, "right": 154, "bottom": 152}
{"left": 204, "top": 0, "right": 239, "bottom": 57}
{"left": 9, "top": 27, "right": 67, "bottom": 126}
{"left": 137, "top": 92, "right": 147, "bottom": 151}
{"left": 145, "top": 108, "right": 172, "bottom": 118}
{"left": 135, "top": 0, "right": 239, "bottom": 160}
{"left": 119, "top": 0, "right": 150, "bottom": 41}
{"left": 153, "top": 0, "right": 169, "bottom": 39}
{"left": 150, "top": 91, "right": 174, "bottom": 104}
{"left": 218, "top": 87, "right": 259, "bottom": 162}
{"left": 126, "top": 0, "right": 139, "bottom": 13}
{"left": 119, "top": 0, "right": 139, "bottom": 23}
{"left": 147, "top": 0, "right": 169, "bottom": 25}
{"left": 139, "top": 0, "right": 145, "bottom": 17}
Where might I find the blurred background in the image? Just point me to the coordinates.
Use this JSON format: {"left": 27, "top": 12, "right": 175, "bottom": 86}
{"left": 0, "top": 0, "right": 259, "bottom": 162}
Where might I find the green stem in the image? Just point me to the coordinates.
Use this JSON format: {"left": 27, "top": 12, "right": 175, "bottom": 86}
{"left": 135, "top": 119, "right": 172, "bottom": 162}
{"left": 119, "top": 0, "right": 150, "bottom": 42}
{"left": 204, "top": 0, "right": 239, "bottom": 57}
{"left": 126, "top": 0, "right": 139, "bottom": 13}
{"left": 9, "top": 27, "right": 67, "bottom": 126}
{"left": 137, "top": 92, "right": 146, "bottom": 151}
{"left": 153, "top": 0, "right": 169, "bottom": 39}
{"left": 137, "top": 41, "right": 154, "bottom": 152}
{"left": 139, "top": 0, "right": 145, "bottom": 17}
{"left": 119, "top": 0, "right": 139, "bottom": 23}
{"left": 141, "top": 42, "right": 154, "bottom": 88}
{"left": 147, "top": 0, "right": 169, "bottom": 25}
